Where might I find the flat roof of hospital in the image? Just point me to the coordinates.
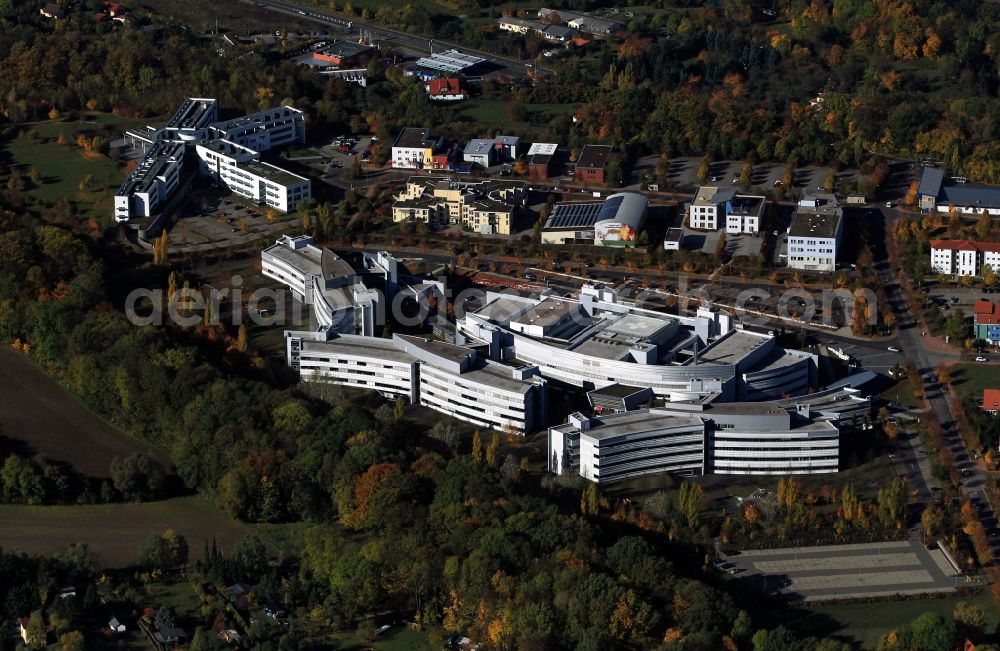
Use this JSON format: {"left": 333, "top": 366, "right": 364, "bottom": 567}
{"left": 264, "top": 242, "right": 323, "bottom": 277}
{"left": 694, "top": 330, "right": 770, "bottom": 366}
{"left": 474, "top": 295, "right": 534, "bottom": 323}
{"left": 464, "top": 360, "right": 541, "bottom": 394}
{"left": 580, "top": 410, "right": 704, "bottom": 441}
{"left": 512, "top": 297, "right": 580, "bottom": 328}
{"left": 396, "top": 334, "right": 477, "bottom": 366}
{"left": 302, "top": 337, "right": 416, "bottom": 365}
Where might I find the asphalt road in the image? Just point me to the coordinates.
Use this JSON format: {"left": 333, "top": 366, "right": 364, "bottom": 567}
{"left": 878, "top": 212, "right": 1000, "bottom": 557}
{"left": 253, "top": 0, "right": 549, "bottom": 77}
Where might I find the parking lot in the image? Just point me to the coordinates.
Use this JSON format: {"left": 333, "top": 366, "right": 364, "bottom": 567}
{"left": 168, "top": 190, "right": 299, "bottom": 251}
{"left": 727, "top": 539, "right": 963, "bottom": 601}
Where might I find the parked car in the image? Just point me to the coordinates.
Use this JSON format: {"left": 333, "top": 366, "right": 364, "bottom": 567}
{"left": 976, "top": 356, "right": 989, "bottom": 362}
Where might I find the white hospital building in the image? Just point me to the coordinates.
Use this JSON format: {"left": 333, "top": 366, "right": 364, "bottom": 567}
{"left": 115, "top": 98, "right": 310, "bottom": 223}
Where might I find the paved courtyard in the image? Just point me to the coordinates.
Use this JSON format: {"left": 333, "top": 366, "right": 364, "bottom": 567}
{"left": 733, "top": 539, "right": 966, "bottom": 601}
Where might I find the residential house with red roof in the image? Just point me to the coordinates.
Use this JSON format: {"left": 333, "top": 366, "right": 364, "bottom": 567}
{"left": 929, "top": 239, "right": 1000, "bottom": 276}
{"left": 425, "top": 78, "right": 466, "bottom": 101}
{"left": 975, "top": 300, "right": 1000, "bottom": 344}
{"left": 983, "top": 388, "right": 1000, "bottom": 415}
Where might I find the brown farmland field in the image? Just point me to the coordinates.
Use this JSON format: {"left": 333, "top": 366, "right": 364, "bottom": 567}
{"left": 0, "top": 350, "right": 170, "bottom": 477}
{"left": 0, "top": 496, "right": 253, "bottom": 567}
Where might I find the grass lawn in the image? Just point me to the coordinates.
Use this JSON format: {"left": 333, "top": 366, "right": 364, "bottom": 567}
{"left": 792, "top": 591, "right": 999, "bottom": 649}
{"left": 950, "top": 364, "right": 997, "bottom": 401}
{"left": 459, "top": 100, "right": 578, "bottom": 126}
{"left": 0, "top": 496, "right": 253, "bottom": 567}
{"left": 1, "top": 125, "right": 124, "bottom": 221}
{"left": 880, "top": 375, "right": 923, "bottom": 409}
{"left": 330, "top": 626, "right": 437, "bottom": 651}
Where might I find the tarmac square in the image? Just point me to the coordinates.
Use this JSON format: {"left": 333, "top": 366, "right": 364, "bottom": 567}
{"left": 736, "top": 539, "right": 961, "bottom": 601}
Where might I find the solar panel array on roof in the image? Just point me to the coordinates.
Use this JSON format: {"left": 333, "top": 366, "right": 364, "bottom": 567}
{"left": 544, "top": 202, "right": 603, "bottom": 229}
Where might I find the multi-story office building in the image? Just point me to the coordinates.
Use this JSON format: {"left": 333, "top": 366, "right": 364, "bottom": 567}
{"left": 115, "top": 98, "right": 308, "bottom": 222}
{"left": 786, "top": 194, "right": 843, "bottom": 272}
{"left": 391, "top": 127, "right": 444, "bottom": 170}
{"left": 196, "top": 140, "right": 310, "bottom": 213}
{"left": 261, "top": 235, "right": 402, "bottom": 337}
{"left": 113, "top": 141, "right": 184, "bottom": 223}
{"left": 549, "top": 410, "right": 706, "bottom": 482}
{"left": 391, "top": 176, "right": 526, "bottom": 235}
{"left": 549, "top": 389, "right": 866, "bottom": 482}
{"left": 458, "top": 287, "right": 818, "bottom": 401}
{"left": 294, "top": 333, "right": 419, "bottom": 402}
{"left": 929, "top": 239, "right": 1000, "bottom": 276}
{"left": 285, "top": 331, "right": 548, "bottom": 434}
{"left": 688, "top": 187, "right": 766, "bottom": 234}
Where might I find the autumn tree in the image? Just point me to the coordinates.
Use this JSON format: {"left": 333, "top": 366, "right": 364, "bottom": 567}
{"left": 485, "top": 432, "right": 500, "bottom": 466}
{"left": 471, "top": 430, "right": 483, "bottom": 462}
{"left": 976, "top": 213, "right": 992, "bottom": 240}
{"left": 696, "top": 155, "right": 710, "bottom": 185}
{"left": 581, "top": 482, "right": 599, "bottom": 515}
{"left": 678, "top": 481, "right": 703, "bottom": 530}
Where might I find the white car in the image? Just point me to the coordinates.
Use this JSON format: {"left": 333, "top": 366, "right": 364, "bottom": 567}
{"left": 976, "top": 356, "right": 988, "bottom": 362}
{"left": 885, "top": 201, "right": 894, "bottom": 208}
{"left": 888, "top": 346, "right": 901, "bottom": 352}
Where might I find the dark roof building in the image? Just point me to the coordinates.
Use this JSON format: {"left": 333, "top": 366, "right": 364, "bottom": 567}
{"left": 574, "top": 144, "right": 613, "bottom": 184}
{"left": 918, "top": 166, "right": 1000, "bottom": 214}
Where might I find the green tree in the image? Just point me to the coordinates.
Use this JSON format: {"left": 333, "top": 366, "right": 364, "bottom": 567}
{"left": 25, "top": 610, "right": 46, "bottom": 648}
{"left": 1, "top": 455, "right": 44, "bottom": 504}
{"left": 153, "top": 607, "right": 175, "bottom": 631}
{"left": 731, "top": 609, "right": 753, "bottom": 640}
{"left": 110, "top": 453, "right": 166, "bottom": 501}
{"left": 188, "top": 627, "right": 212, "bottom": 651}
{"left": 139, "top": 532, "right": 169, "bottom": 569}
{"left": 945, "top": 307, "right": 967, "bottom": 343}
{"left": 908, "top": 612, "right": 955, "bottom": 651}
{"left": 56, "top": 630, "right": 85, "bottom": 651}
{"left": 231, "top": 534, "right": 269, "bottom": 583}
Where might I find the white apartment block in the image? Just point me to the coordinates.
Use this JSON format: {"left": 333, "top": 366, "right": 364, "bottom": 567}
{"left": 786, "top": 195, "right": 843, "bottom": 272}
{"left": 929, "top": 239, "right": 1000, "bottom": 276}
{"left": 115, "top": 98, "right": 308, "bottom": 222}
{"left": 688, "top": 187, "right": 765, "bottom": 234}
